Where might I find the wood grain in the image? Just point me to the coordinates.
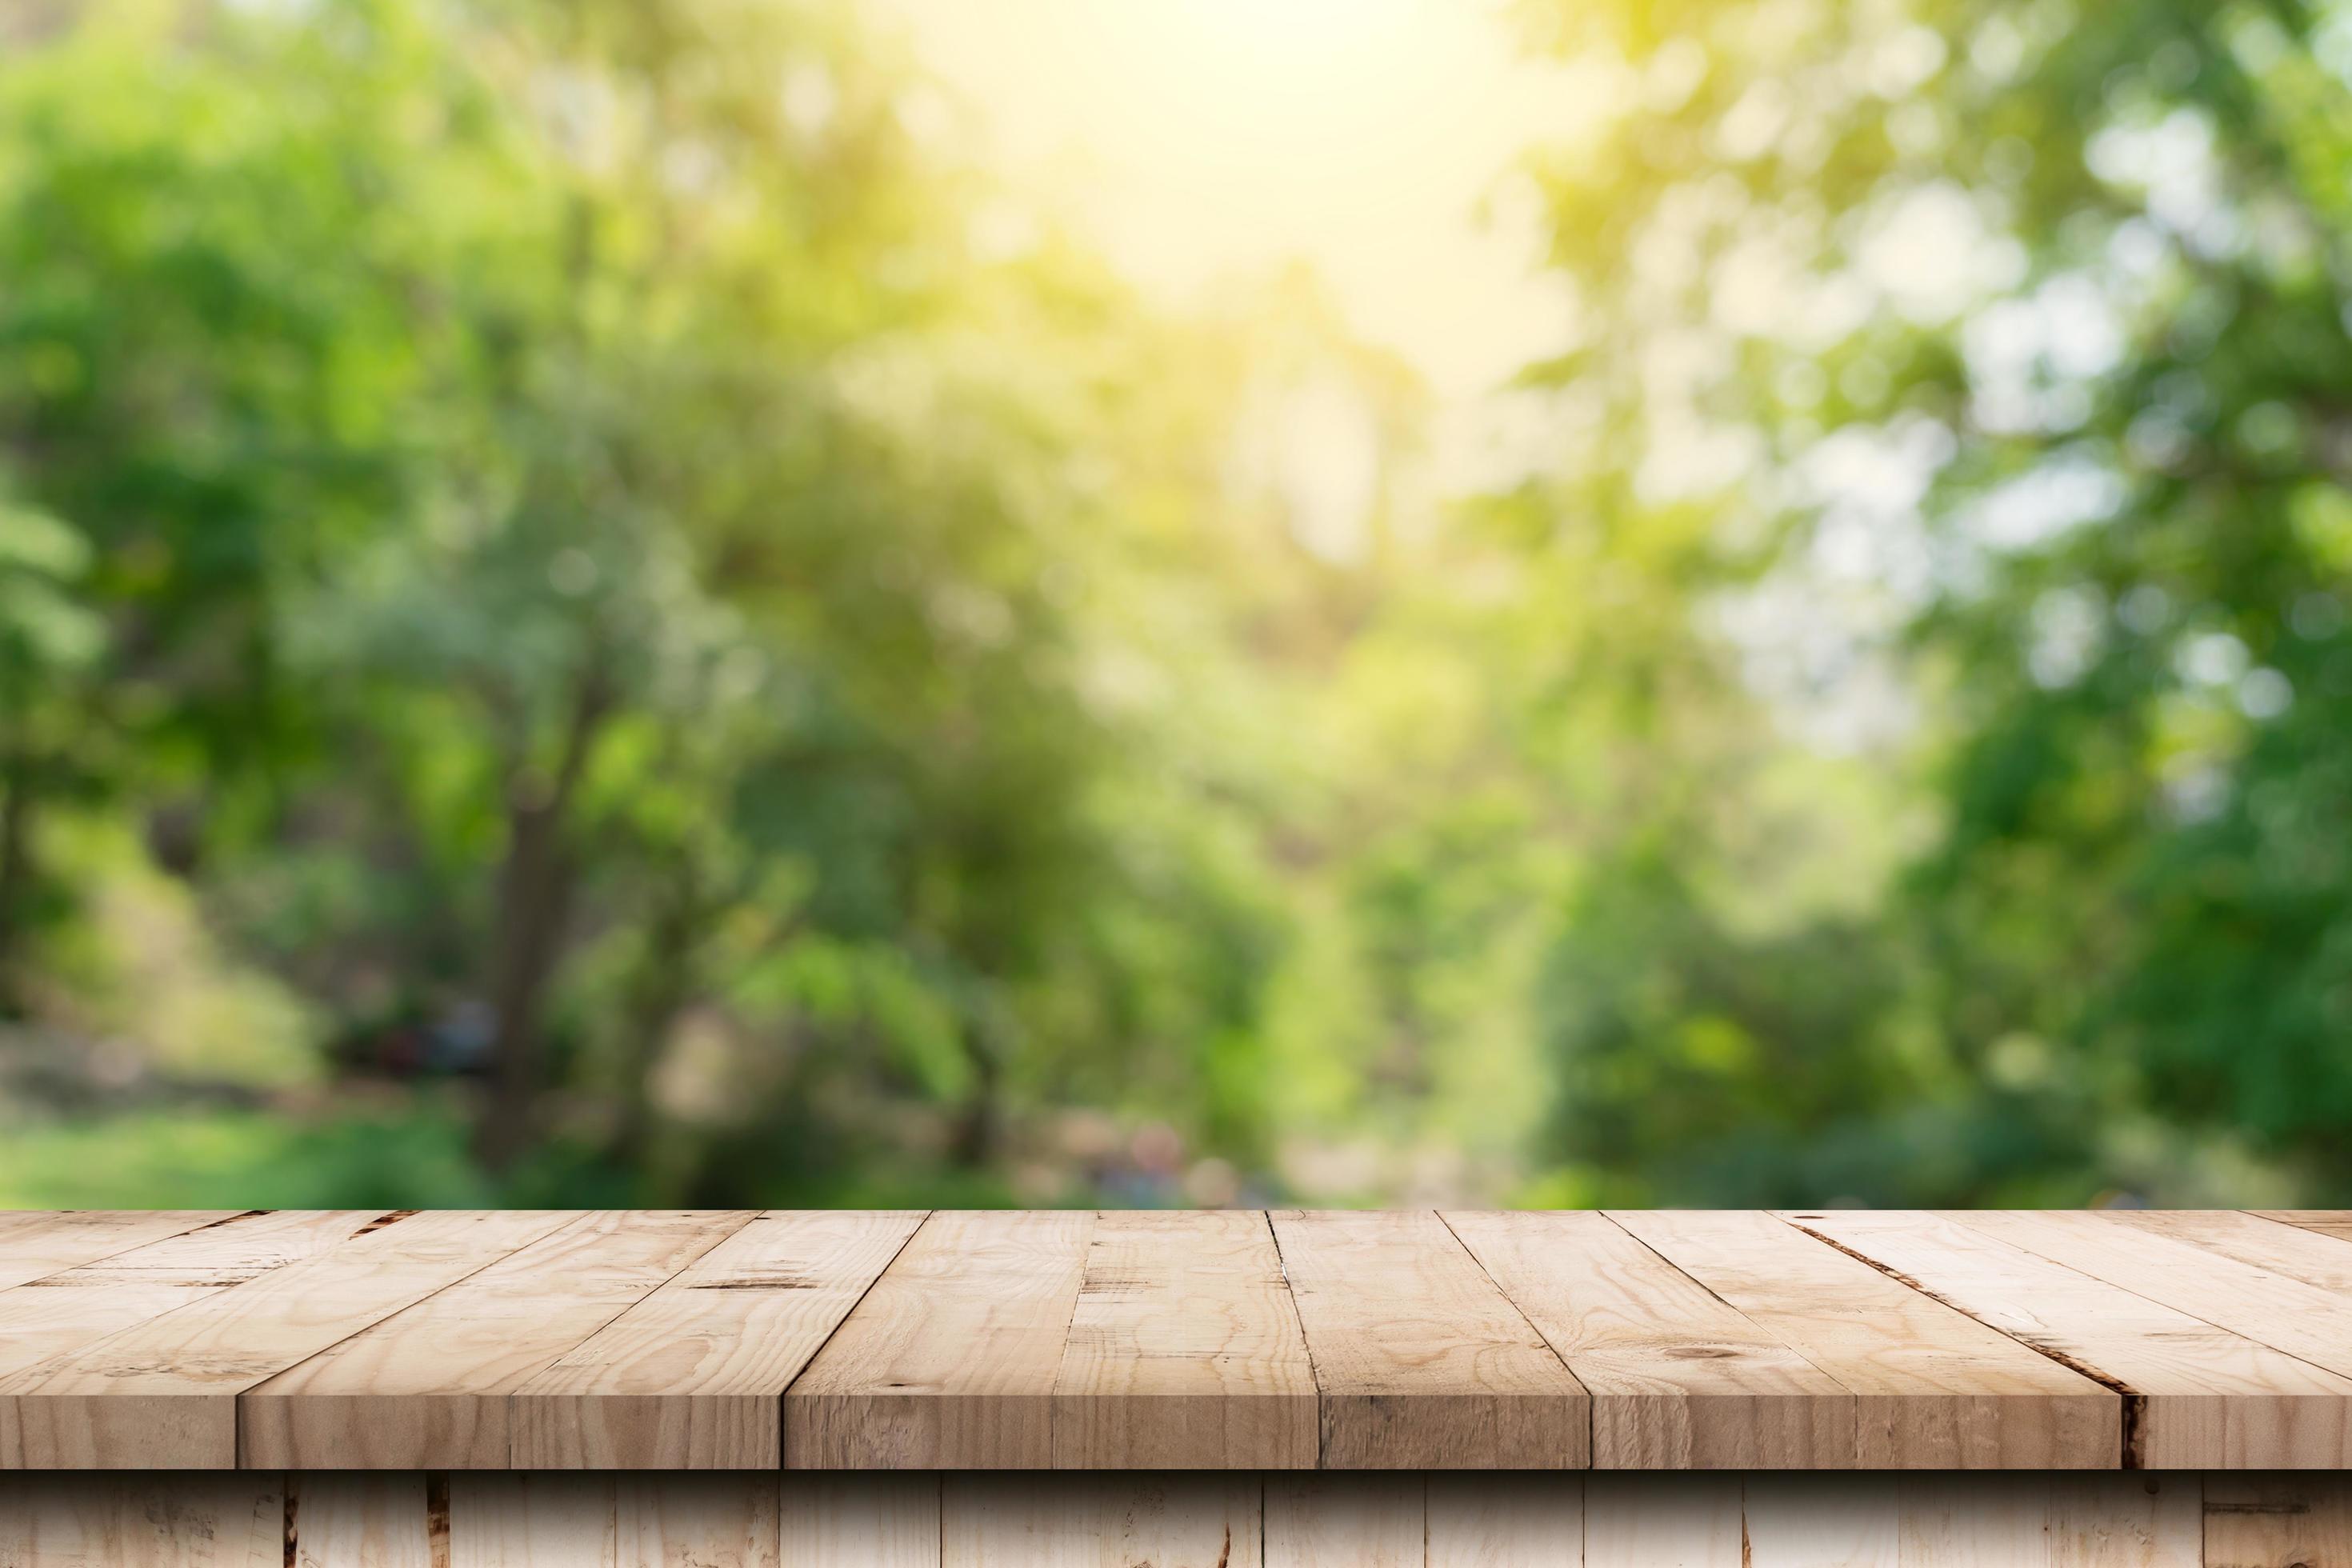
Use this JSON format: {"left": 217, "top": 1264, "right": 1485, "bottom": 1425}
{"left": 0, "top": 1210, "right": 574, "bottom": 1468}
{"left": 1790, "top": 1210, "right": 2352, "bottom": 1469}
{"left": 2110, "top": 1211, "right": 2352, "bottom": 1294}
{"left": 1050, "top": 1209, "right": 1317, "bottom": 1468}
{"left": 1426, "top": 1474, "right": 1581, "bottom": 1568}
{"left": 244, "top": 1211, "right": 754, "bottom": 1468}
{"left": 287, "top": 1474, "right": 430, "bottom": 1568}
{"left": 0, "top": 1474, "right": 282, "bottom": 1567}
{"left": 0, "top": 1211, "right": 369, "bottom": 1382}
{"left": 2049, "top": 1474, "right": 2201, "bottom": 1568}
{"left": 943, "top": 1474, "right": 1261, "bottom": 1568}
{"left": 0, "top": 1213, "right": 243, "bottom": 1293}
{"left": 614, "top": 1474, "right": 778, "bottom": 1568}
{"left": 1270, "top": 1210, "right": 1588, "bottom": 1468}
{"left": 786, "top": 1210, "right": 1090, "bottom": 1468}
{"left": 1897, "top": 1476, "right": 2055, "bottom": 1568}
{"left": 7, "top": 1209, "right": 2352, "bottom": 1478}
{"left": 2202, "top": 1474, "right": 2352, "bottom": 1568}
{"left": 519, "top": 1210, "right": 924, "bottom": 1469}
{"left": 0, "top": 1471, "right": 2311, "bottom": 1566}
{"left": 1264, "top": 1476, "right": 1423, "bottom": 1568}
{"left": 1613, "top": 1210, "right": 2118, "bottom": 1468}
{"left": 1958, "top": 1212, "right": 2352, "bottom": 1385}
{"left": 779, "top": 1476, "right": 938, "bottom": 1568}
{"left": 1448, "top": 1210, "right": 1854, "bottom": 1467}
{"left": 2251, "top": 1211, "right": 2352, "bottom": 1246}
{"left": 448, "top": 1474, "right": 618, "bottom": 1568}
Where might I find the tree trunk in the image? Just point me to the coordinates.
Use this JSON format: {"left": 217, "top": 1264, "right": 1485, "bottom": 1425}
{"left": 607, "top": 870, "right": 702, "bottom": 1176}
{"left": 946, "top": 1010, "right": 1004, "bottom": 1169}
{"left": 472, "top": 662, "right": 611, "bottom": 1171}
{"left": 0, "top": 753, "right": 33, "bottom": 1020}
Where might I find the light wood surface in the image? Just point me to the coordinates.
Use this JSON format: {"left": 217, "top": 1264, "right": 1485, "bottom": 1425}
{"left": 1742, "top": 1474, "right": 1900, "bottom": 1566}
{"left": 1447, "top": 1210, "right": 1853, "bottom": 1467}
{"left": 1958, "top": 1210, "right": 2352, "bottom": 1383}
{"left": 2108, "top": 1210, "right": 2352, "bottom": 1294}
{"left": 1877, "top": 1474, "right": 2202, "bottom": 1568}
{"left": 1050, "top": 1209, "right": 1317, "bottom": 1468}
{"left": 788, "top": 1210, "right": 1094, "bottom": 1467}
{"left": 447, "top": 1474, "right": 616, "bottom": 1568}
{"left": 2252, "top": 1210, "right": 2352, "bottom": 1245}
{"left": 1263, "top": 1476, "right": 1424, "bottom": 1568}
{"left": 1582, "top": 1474, "right": 1744, "bottom": 1567}
{"left": 0, "top": 1213, "right": 242, "bottom": 1293}
{"left": 942, "top": 1474, "right": 1262, "bottom": 1568}
{"left": 0, "top": 1474, "right": 284, "bottom": 1567}
{"left": 1790, "top": 1210, "right": 2352, "bottom": 1468}
{"left": 1425, "top": 1474, "right": 1580, "bottom": 1568}
{"left": 243, "top": 1211, "right": 757, "bottom": 1469}
{"left": 1, "top": 1210, "right": 574, "bottom": 1468}
{"left": 0, "top": 1211, "right": 367, "bottom": 1382}
{"left": 2201, "top": 1474, "right": 2352, "bottom": 1568}
{"left": 614, "top": 1474, "right": 778, "bottom": 1567}
{"left": 1271, "top": 1210, "right": 1589, "bottom": 1468}
{"left": 9, "top": 1210, "right": 2352, "bottom": 1473}
{"left": 515, "top": 1209, "right": 924, "bottom": 1469}
{"left": 1614, "top": 1210, "right": 2118, "bottom": 1467}
{"left": 12, "top": 1472, "right": 2352, "bottom": 1565}
{"left": 779, "top": 1475, "right": 938, "bottom": 1568}
{"left": 287, "top": 1473, "right": 430, "bottom": 1568}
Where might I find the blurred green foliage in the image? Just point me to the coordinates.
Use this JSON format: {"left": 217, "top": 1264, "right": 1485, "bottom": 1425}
{"left": 0, "top": 0, "right": 2348, "bottom": 1208}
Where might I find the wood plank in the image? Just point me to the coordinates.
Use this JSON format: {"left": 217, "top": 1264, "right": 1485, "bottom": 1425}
{"left": 448, "top": 1474, "right": 618, "bottom": 1568}
{"left": 1712, "top": 1474, "right": 2202, "bottom": 1568}
{"left": 1610, "top": 1211, "right": 2117, "bottom": 1468}
{"left": 2110, "top": 1211, "right": 2352, "bottom": 1294}
{"left": 614, "top": 1475, "right": 778, "bottom": 1568}
{"left": 1743, "top": 1475, "right": 1898, "bottom": 1567}
{"left": 1958, "top": 1212, "right": 2352, "bottom": 1385}
{"left": 1897, "top": 1476, "right": 2057, "bottom": 1568}
{"left": 1582, "top": 1475, "right": 1743, "bottom": 1568}
{"left": 0, "top": 1474, "right": 282, "bottom": 1567}
{"left": 2202, "top": 1474, "right": 2352, "bottom": 1568}
{"left": 779, "top": 1476, "right": 939, "bottom": 1568}
{"left": 0, "top": 1474, "right": 2239, "bottom": 1567}
{"left": 1270, "top": 1210, "right": 1588, "bottom": 1468}
{"left": 516, "top": 1210, "right": 925, "bottom": 1469}
{"left": 1426, "top": 1474, "right": 1582, "bottom": 1568}
{"left": 0, "top": 1209, "right": 574, "bottom": 1468}
{"left": 1447, "top": 1210, "right": 1854, "bottom": 1468}
{"left": 244, "top": 1211, "right": 754, "bottom": 1468}
{"left": 2252, "top": 1211, "right": 2352, "bottom": 1246}
{"left": 943, "top": 1474, "right": 1260, "bottom": 1568}
{"left": 0, "top": 1211, "right": 370, "bottom": 1382}
{"left": 1050, "top": 1209, "right": 1317, "bottom": 1469}
{"left": 288, "top": 1474, "right": 430, "bottom": 1568}
{"left": 1789, "top": 1210, "right": 2352, "bottom": 1468}
{"left": 1263, "top": 1476, "right": 1422, "bottom": 1568}
{"left": 786, "top": 1210, "right": 1089, "bottom": 1469}
{"left": 2049, "top": 1474, "right": 2201, "bottom": 1568}
{"left": 0, "top": 1213, "right": 242, "bottom": 1293}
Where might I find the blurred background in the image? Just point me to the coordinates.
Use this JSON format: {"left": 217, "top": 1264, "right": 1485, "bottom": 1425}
{"left": 1, "top": 0, "right": 2348, "bottom": 1211}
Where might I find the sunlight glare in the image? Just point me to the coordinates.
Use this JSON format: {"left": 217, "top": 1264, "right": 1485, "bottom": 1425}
{"left": 873, "top": 0, "right": 1587, "bottom": 419}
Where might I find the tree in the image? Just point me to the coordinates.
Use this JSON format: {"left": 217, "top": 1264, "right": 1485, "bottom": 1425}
{"left": 1510, "top": 0, "right": 2352, "bottom": 1200}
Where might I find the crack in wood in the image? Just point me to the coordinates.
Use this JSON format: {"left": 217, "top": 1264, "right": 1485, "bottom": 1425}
{"left": 1782, "top": 1215, "right": 2149, "bottom": 1467}
{"left": 350, "top": 1210, "right": 418, "bottom": 1238}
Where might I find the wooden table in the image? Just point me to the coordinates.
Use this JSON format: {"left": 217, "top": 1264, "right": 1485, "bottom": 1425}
{"left": 2, "top": 1209, "right": 2349, "bottom": 1563}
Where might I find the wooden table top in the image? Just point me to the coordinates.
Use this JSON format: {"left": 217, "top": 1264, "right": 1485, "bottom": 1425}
{"left": 0, "top": 1208, "right": 2348, "bottom": 1472}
